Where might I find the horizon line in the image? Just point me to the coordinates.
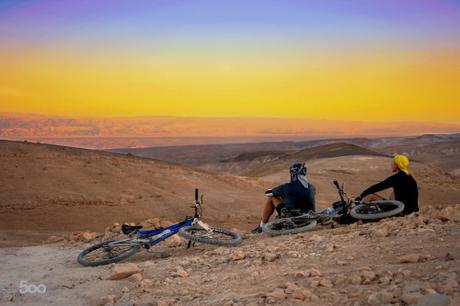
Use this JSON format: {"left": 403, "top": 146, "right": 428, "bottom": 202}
{"left": 2, "top": 111, "right": 460, "bottom": 126}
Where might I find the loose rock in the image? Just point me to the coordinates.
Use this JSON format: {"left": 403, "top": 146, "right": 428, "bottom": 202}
{"left": 399, "top": 254, "right": 420, "bottom": 263}
{"left": 108, "top": 263, "right": 141, "bottom": 280}
{"left": 231, "top": 249, "right": 246, "bottom": 261}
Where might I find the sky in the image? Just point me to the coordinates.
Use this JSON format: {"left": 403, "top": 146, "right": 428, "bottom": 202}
{"left": 0, "top": 0, "right": 459, "bottom": 123}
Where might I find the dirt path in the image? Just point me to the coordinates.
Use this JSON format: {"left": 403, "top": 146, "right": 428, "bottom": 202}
{"left": 1, "top": 212, "right": 459, "bottom": 306}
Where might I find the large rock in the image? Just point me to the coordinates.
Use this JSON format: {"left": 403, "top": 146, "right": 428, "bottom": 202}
{"left": 108, "top": 263, "right": 141, "bottom": 280}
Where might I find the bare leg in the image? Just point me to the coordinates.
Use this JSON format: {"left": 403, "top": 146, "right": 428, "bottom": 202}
{"left": 262, "top": 197, "right": 283, "bottom": 223}
{"left": 363, "top": 193, "right": 385, "bottom": 201}
{"left": 389, "top": 191, "right": 395, "bottom": 200}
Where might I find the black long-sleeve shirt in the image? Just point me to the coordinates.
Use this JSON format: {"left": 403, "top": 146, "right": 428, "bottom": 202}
{"left": 360, "top": 171, "right": 419, "bottom": 215}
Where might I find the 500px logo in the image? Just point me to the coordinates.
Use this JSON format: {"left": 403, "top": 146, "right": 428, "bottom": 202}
{"left": 19, "top": 280, "right": 47, "bottom": 294}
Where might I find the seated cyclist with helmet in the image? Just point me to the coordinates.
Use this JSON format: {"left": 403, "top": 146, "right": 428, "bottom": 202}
{"left": 252, "top": 162, "right": 316, "bottom": 233}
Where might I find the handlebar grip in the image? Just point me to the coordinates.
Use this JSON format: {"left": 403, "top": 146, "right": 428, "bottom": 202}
{"left": 195, "top": 188, "right": 198, "bottom": 201}
{"left": 333, "top": 180, "right": 340, "bottom": 189}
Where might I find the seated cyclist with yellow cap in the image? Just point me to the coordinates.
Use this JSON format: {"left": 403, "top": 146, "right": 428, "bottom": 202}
{"left": 356, "top": 154, "right": 419, "bottom": 215}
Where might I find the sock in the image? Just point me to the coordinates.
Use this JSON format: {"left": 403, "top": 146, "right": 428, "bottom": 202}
{"left": 260, "top": 221, "right": 266, "bottom": 227}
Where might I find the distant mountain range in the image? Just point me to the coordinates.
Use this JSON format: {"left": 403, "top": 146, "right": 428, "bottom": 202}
{"left": 111, "top": 133, "right": 460, "bottom": 179}
{"left": 1, "top": 113, "right": 460, "bottom": 149}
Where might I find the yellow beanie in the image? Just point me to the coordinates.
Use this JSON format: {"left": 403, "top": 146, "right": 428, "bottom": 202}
{"left": 394, "top": 154, "right": 409, "bottom": 175}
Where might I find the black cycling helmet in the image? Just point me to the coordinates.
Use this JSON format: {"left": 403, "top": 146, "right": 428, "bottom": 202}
{"left": 290, "top": 162, "right": 307, "bottom": 176}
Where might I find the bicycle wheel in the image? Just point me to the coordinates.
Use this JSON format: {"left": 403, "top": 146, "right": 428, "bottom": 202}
{"left": 350, "top": 200, "right": 405, "bottom": 220}
{"left": 179, "top": 226, "right": 242, "bottom": 246}
{"left": 77, "top": 239, "right": 140, "bottom": 267}
{"left": 262, "top": 215, "right": 317, "bottom": 236}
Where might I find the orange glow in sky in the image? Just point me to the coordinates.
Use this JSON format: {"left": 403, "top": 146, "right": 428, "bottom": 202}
{"left": 0, "top": 1, "right": 459, "bottom": 124}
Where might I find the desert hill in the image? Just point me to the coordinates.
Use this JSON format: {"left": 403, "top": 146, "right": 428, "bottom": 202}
{"left": 110, "top": 133, "right": 460, "bottom": 177}
{"left": 0, "top": 140, "right": 265, "bottom": 246}
{"left": 242, "top": 143, "right": 385, "bottom": 177}
{"left": 2, "top": 140, "right": 460, "bottom": 248}
{"left": 376, "top": 141, "right": 460, "bottom": 179}
{"left": 197, "top": 143, "right": 385, "bottom": 175}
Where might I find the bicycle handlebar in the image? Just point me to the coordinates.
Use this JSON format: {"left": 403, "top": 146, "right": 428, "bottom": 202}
{"left": 333, "top": 180, "right": 340, "bottom": 190}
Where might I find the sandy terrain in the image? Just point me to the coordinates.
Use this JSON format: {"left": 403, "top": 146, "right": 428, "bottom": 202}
{"left": 0, "top": 210, "right": 459, "bottom": 306}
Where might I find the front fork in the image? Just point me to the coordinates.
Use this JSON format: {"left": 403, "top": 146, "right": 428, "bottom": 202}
{"left": 187, "top": 219, "right": 213, "bottom": 249}
{"left": 193, "top": 219, "right": 213, "bottom": 231}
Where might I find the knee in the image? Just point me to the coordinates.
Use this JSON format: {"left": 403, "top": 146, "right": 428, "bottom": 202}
{"left": 271, "top": 196, "right": 283, "bottom": 206}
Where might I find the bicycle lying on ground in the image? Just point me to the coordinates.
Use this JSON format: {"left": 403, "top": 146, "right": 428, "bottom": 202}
{"left": 262, "top": 180, "right": 405, "bottom": 235}
{"left": 78, "top": 189, "right": 242, "bottom": 266}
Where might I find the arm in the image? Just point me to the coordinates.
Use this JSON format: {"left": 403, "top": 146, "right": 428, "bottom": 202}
{"left": 360, "top": 175, "right": 397, "bottom": 198}
{"left": 265, "top": 184, "right": 286, "bottom": 197}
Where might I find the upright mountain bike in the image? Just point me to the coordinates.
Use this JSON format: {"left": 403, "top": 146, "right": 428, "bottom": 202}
{"left": 262, "top": 180, "right": 405, "bottom": 235}
{"left": 78, "top": 188, "right": 242, "bottom": 266}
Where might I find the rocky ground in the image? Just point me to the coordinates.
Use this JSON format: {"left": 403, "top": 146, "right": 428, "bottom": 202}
{"left": 1, "top": 206, "right": 459, "bottom": 306}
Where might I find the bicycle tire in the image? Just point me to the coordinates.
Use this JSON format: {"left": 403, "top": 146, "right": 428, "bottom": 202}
{"left": 178, "top": 226, "right": 242, "bottom": 246}
{"left": 262, "top": 217, "right": 317, "bottom": 236}
{"left": 350, "top": 200, "right": 405, "bottom": 220}
{"left": 77, "top": 240, "right": 140, "bottom": 267}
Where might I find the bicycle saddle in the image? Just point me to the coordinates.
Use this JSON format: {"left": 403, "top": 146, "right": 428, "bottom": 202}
{"left": 121, "top": 224, "right": 143, "bottom": 235}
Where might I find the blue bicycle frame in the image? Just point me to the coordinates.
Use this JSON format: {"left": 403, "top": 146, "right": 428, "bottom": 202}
{"left": 134, "top": 218, "right": 194, "bottom": 247}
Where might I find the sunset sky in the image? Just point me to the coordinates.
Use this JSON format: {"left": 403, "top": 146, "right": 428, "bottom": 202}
{"left": 0, "top": 0, "right": 459, "bottom": 123}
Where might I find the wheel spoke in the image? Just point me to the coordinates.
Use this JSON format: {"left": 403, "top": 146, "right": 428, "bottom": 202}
{"left": 84, "top": 243, "right": 135, "bottom": 262}
{"left": 189, "top": 229, "right": 234, "bottom": 240}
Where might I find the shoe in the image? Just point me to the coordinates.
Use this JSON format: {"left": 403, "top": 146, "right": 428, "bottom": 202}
{"left": 251, "top": 225, "right": 263, "bottom": 234}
